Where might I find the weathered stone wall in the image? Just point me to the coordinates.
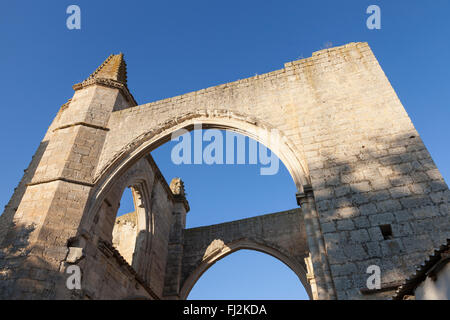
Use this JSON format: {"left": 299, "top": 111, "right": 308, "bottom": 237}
{"left": 112, "top": 211, "right": 138, "bottom": 265}
{"left": 1, "top": 42, "right": 449, "bottom": 299}
{"left": 289, "top": 45, "right": 450, "bottom": 299}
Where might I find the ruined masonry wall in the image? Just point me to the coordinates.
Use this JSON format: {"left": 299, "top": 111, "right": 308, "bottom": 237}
{"left": 1, "top": 42, "right": 449, "bottom": 300}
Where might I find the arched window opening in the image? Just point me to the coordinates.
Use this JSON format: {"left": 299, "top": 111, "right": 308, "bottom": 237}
{"left": 112, "top": 184, "right": 150, "bottom": 272}
{"left": 187, "top": 250, "right": 309, "bottom": 300}
{"left": 112, "top": 187, "right": 139, "bottom": 265}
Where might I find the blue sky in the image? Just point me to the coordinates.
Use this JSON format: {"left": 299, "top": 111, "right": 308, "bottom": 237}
{"left": 1, "top": 1, "right": 449, "bottom": 300}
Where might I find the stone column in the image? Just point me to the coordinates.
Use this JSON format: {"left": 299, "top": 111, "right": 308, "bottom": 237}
{"left": 163, "top": 178, "right": 190, "bottom": 299}
{"left": 297, "top": 185, "right": 336, "bottom": 300}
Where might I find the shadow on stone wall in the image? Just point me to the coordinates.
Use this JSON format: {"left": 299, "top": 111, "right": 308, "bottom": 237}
{"left": 310, "top": 131, "right": 450, "bottom": 299}
{"left": 0, "top": 141, "right": 49, "bottom": 246}
{"left": 0, "top": 140, "right": 75, "bottom": 299}
{"left": 0, "top": 222, "right": 69, "bottom": 299}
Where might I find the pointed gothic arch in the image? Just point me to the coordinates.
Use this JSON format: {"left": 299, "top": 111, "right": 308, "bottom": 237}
{"left": 179, "top": 238, "right": 313, "bottom": 300}
{"left": 84, "top": 114, "right": 311, "bottom": 221}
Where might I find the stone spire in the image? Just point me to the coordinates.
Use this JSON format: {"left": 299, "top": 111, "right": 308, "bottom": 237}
{"left": 84, "top": 53, "right": 128, "bottom": 85}
{"left": 73, "top": 53, "right": 137, "bottom": 106}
